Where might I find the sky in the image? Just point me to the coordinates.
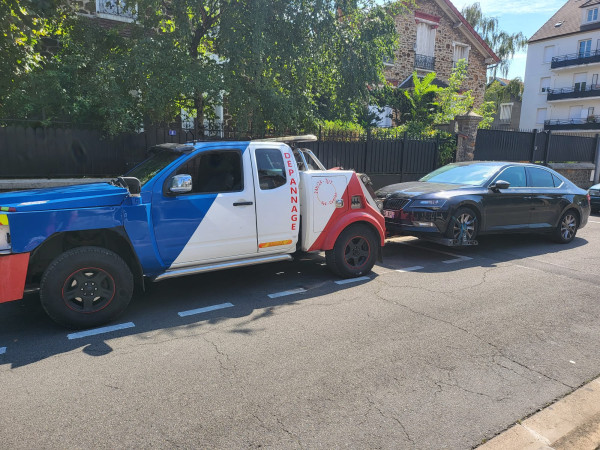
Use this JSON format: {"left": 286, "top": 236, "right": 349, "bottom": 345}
{"left": 451, "top": 0, "right": 568, "bottom": 80}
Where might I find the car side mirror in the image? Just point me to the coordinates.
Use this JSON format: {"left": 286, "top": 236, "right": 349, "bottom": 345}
{"left": 490, "top": 180, "right": 510, "bottom": 192}
{"left": 169, "top": 174, "right": 192, "bottom": 194}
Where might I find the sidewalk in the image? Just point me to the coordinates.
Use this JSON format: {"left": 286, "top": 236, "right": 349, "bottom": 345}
{"left": 480, "top": 377, "right": 600, "bottom": 449}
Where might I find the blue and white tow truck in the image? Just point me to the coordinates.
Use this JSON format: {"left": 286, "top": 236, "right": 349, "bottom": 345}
{"left": 0, "top": 136, "right": 385, "bottom": 328}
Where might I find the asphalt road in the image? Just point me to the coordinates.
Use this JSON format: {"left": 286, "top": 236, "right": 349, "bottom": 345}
{"left": 1, "top": 215, "right": 600, "bottom": 449}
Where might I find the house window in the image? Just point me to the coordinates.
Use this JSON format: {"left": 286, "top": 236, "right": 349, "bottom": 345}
{"left": 574, "top": 73, "right": 587, "bottom": 91}
{"left": 96, "top": 0, "right": 137, "bottom": 21}
{"left": 588, "top": 107, "right": 595, "bottom": 118}
{"left": 540, "top": 77, "right": 551, "bottom": 93}
{"left": 586, "top": 8, "right": 599, "bottom": 23}
{"left": 415, "top": 22, "right": 436, "bottom": 57}
{"left": 569, "top": 105, "right": 583, "bottom": 120}
{"left": 543, "top": 45, "right": 555, "bottom": 63}
{"left": 453, "top": 43, "right": 470, "bottom": 67}
{"left": 499, "top": 103, "right": 513, "bottom": 122}
{"left": 536, "top": 108, "right": 547, "bottom": 124}
{"left": 579, "top": 39, "right": 592, "bottom": 58}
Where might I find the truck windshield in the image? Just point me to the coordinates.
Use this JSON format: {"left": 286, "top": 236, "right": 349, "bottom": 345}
{"left": 126, "top": 150, "right": 182, "bottom": 186}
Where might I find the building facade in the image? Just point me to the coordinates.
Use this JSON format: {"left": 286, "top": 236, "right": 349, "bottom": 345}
{"left": 383, "top": 0, "right": 499, "bottom": 107}
{"left": 521, "top": 0, "right": 600, "bottom": 133}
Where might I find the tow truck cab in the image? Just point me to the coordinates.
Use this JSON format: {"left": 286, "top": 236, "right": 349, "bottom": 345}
{"left": 0, "top": 136, "right": 385, "bottom": 328}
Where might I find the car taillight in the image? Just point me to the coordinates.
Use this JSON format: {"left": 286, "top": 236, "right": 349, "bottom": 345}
{"left": 587, "top": 193, "right": 591, "bottom": 204}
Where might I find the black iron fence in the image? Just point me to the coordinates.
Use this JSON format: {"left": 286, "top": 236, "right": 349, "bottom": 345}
{"left": 0, "top": 125, "right": 451, "bottom": 182}
{"left": 474, "top": 128, "right": 598, "bottom": 164}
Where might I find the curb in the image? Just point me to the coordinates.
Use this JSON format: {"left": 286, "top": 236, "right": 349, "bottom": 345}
{"left": 479, "top": 377, "right": 600, "bottom": 449}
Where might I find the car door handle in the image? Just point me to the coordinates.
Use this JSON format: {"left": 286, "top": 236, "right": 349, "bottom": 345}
{"left": 233, "top": 201, "right": 253, "bottom": 206}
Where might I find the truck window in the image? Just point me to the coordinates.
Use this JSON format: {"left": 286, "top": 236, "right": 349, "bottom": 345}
{"left": 176, "top": 149, "right": 243, "bottom": 193}
{"left": 256, "top": 148, "right": 286, "bottom": 190}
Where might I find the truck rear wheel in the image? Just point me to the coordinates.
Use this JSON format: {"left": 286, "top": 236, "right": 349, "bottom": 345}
{"left": 326, "top": 223, "right": 378, "bottom": 278}
{"left": 40, "top": 246, "right": 133, "bottom": 329}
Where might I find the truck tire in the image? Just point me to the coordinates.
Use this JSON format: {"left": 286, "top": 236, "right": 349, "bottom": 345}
{"left": 326, "top": 223, "right": 378, "bottom": 278}
{"left": 40, "top": 246, "right": 134, "bottom": 329}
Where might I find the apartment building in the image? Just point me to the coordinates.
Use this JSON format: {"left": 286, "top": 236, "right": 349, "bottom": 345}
{"left": 521, "top": 0, "right": 600, "bottom": 133}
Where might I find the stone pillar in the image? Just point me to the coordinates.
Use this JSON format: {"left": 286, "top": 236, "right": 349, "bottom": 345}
{"left": 454, "top": 112, "right": 483, "bottom": 162}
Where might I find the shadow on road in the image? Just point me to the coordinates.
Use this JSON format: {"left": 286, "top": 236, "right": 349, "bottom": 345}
{"left": 0, "top": 233, "right": 589, "bottom": 369}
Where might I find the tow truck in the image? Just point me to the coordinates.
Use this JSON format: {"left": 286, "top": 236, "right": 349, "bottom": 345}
{"left": 0, "top": 136, "right": 385, "bottom": 328}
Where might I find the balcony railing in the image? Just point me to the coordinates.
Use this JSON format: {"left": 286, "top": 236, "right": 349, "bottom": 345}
{"left": 544, "top": 116, "right": 600, "bottom": 130}
{"left": 96, "top": 0, "right": 137, "bottom": 19}
{"left": 414, "top": 54, "right": 435, "bottom": 71}
{"left": 547, "top": 84, "right": 600, "bottom": 101}
{"left": 551, "top": 50, "right": 600, "bottom": 69}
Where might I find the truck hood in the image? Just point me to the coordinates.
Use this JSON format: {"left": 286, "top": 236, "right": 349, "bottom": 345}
{"left": 376, "top": 181, "right": 469, "bottom": 199}
{"left": 0, "top": 183, "right": 128, "bottom": 212}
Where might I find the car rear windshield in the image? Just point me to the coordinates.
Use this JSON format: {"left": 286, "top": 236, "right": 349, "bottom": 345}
{"left": 125, "top": 150, "right": 182, "bottom": 186}
{"left": 420, "top": 163, "right": 504, "bottom": 186}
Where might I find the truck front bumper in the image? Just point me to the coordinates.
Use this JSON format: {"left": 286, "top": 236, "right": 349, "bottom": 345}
{"left": 0, "top": 253, "right": 30, "bottom": 303}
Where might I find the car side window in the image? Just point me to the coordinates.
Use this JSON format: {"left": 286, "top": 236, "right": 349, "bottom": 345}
{"left": 527, "top": 167, "right": 555, "bottom": 188}
{"left": 552, "top": 174, "right": 563, "bottom": 187}
{"left": 175, "top": 149, "right": 243, "bottom": 194}
{"left": 256, "top": 148, "right": 287, "bottom": 190}
{"left": 496, "top": 167, "right": 526, "bottom": 187}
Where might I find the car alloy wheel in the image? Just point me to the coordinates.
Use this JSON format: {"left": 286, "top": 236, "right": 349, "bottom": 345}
{"left": 450, "top": 211, "right": 477, "bottom": 241}
{"left": 560, "top": 213, "right": 577, "bottom": 241}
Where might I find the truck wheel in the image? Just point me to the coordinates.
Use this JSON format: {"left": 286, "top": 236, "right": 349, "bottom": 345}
{"left": 326, "top": 224, "right": 378, "bottom": 278}
{"left": 40, "top": 246, "right": 134, "bottom": 329}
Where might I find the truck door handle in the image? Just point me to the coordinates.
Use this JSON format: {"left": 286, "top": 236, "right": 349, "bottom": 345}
{"left": 233, "top": 201, "right": 253, "bottom": 206}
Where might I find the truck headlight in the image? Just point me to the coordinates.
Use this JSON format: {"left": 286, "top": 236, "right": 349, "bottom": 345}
{"left": 0, "top": 214, "right": 11, "bottom": 252}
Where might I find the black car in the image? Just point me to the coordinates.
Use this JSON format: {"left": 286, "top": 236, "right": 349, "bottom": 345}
{"left": 377, "top": 162, "right": 590, "bottom": 245}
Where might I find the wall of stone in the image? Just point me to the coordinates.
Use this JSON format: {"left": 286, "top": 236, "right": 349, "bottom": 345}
{"left": 384, "top": 0, "right": 489, "bottom": 107}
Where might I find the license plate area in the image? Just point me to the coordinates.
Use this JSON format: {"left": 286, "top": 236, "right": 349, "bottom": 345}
{"left": 383, "top": 210, "right": 397, "bottom": 219}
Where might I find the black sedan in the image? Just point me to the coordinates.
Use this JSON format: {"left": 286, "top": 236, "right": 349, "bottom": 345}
{"left": 377, "top": 162, "right": 590, "bottom": 245}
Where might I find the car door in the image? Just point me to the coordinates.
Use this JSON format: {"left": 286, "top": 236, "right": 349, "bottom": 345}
{"left": 151, "top": 146, "right": 258, "bottom": 268}
{"left": 526, "top": 166, "right": 564, "bottom": 229}
{"left": 483, "top": 166, "right": 533, "bottom": 231}
{"left": 249, "top": 143, "right": 299, "bottom": 255}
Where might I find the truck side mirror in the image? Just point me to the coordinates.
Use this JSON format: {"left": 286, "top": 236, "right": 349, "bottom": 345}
{"left": 169, "top": 174, "right": 192, "bottom": 194}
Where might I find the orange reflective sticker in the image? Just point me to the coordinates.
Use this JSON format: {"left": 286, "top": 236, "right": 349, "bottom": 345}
{"left": 258, "top": 240, "right": 293, "bottom": 248}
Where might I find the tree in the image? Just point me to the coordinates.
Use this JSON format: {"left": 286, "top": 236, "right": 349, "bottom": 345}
{"left": 461, "top": 2, "right": 527, "bottom": 78}
{"left": 0, "top": 0, "right": 71, "bottom": 107}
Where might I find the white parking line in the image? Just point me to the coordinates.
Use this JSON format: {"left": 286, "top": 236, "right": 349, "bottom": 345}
{"left": 268, "top": 288, "right": 307, "bottom": 298}
{"left": 443, "top": 258, "right": 468, "bottom": 264}
{"left": 178, "top": 302, "right": 234, "bottom": 318}
{"left": 0, "top": 347, "right": 6, "bottom": 355}
{"left": 396, "top": 266, "right": 424, "bottom": 272}
{"left": 67, "top": 322, "right": 135, "bottom": 340}
{"left": 335, "top": 276, "right": 370, "bottom": 285}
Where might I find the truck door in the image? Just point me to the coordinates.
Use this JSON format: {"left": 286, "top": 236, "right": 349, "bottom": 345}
{"left": 151, "top": 146, "right": 258, "bottom": 268}
{"left": 249, "top": 143, "right": 299, "bottom": 254}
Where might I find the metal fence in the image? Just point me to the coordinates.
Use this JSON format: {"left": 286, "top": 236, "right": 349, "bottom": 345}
{"left": 474, "top": 128, "right": 598, "bottom": 163}
{"left": 0, "top": 125, "right": 450, "bottom": 181}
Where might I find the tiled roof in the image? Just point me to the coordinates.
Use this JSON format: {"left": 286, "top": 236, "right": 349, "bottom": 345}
{"left": 439, "top": 0, "right": 500, "bottom": 63}
{"left": 529, "top": 0, "right": 600, "bottom": 43}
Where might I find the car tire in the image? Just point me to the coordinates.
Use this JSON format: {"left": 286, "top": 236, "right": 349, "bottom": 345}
{"left": 445, "top": 207, "right": 479, "bottom": 244}
{"left": 326, "top": 224, "right": 378, "bottom": 278}
{"left": 552, "top": 210, "right": 579, "bottom": 244}
{"left": 40, "top": 246, "right": 134, "bottom": 329}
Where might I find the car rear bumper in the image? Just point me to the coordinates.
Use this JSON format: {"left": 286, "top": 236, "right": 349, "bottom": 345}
{"left": 0, "top": 253, "right": 30, "bottom": 303}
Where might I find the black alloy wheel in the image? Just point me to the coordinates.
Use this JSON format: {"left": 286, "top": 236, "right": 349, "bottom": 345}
{"left": 40, "top": 246, "right": 134, "bottom": 329}
{"left": 326, "top": 223, "right": 378, "bottom": 278}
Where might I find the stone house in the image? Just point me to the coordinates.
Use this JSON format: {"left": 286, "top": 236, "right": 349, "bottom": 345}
{"left": 383, "top": 0, "right": 499, "bottom": 108}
